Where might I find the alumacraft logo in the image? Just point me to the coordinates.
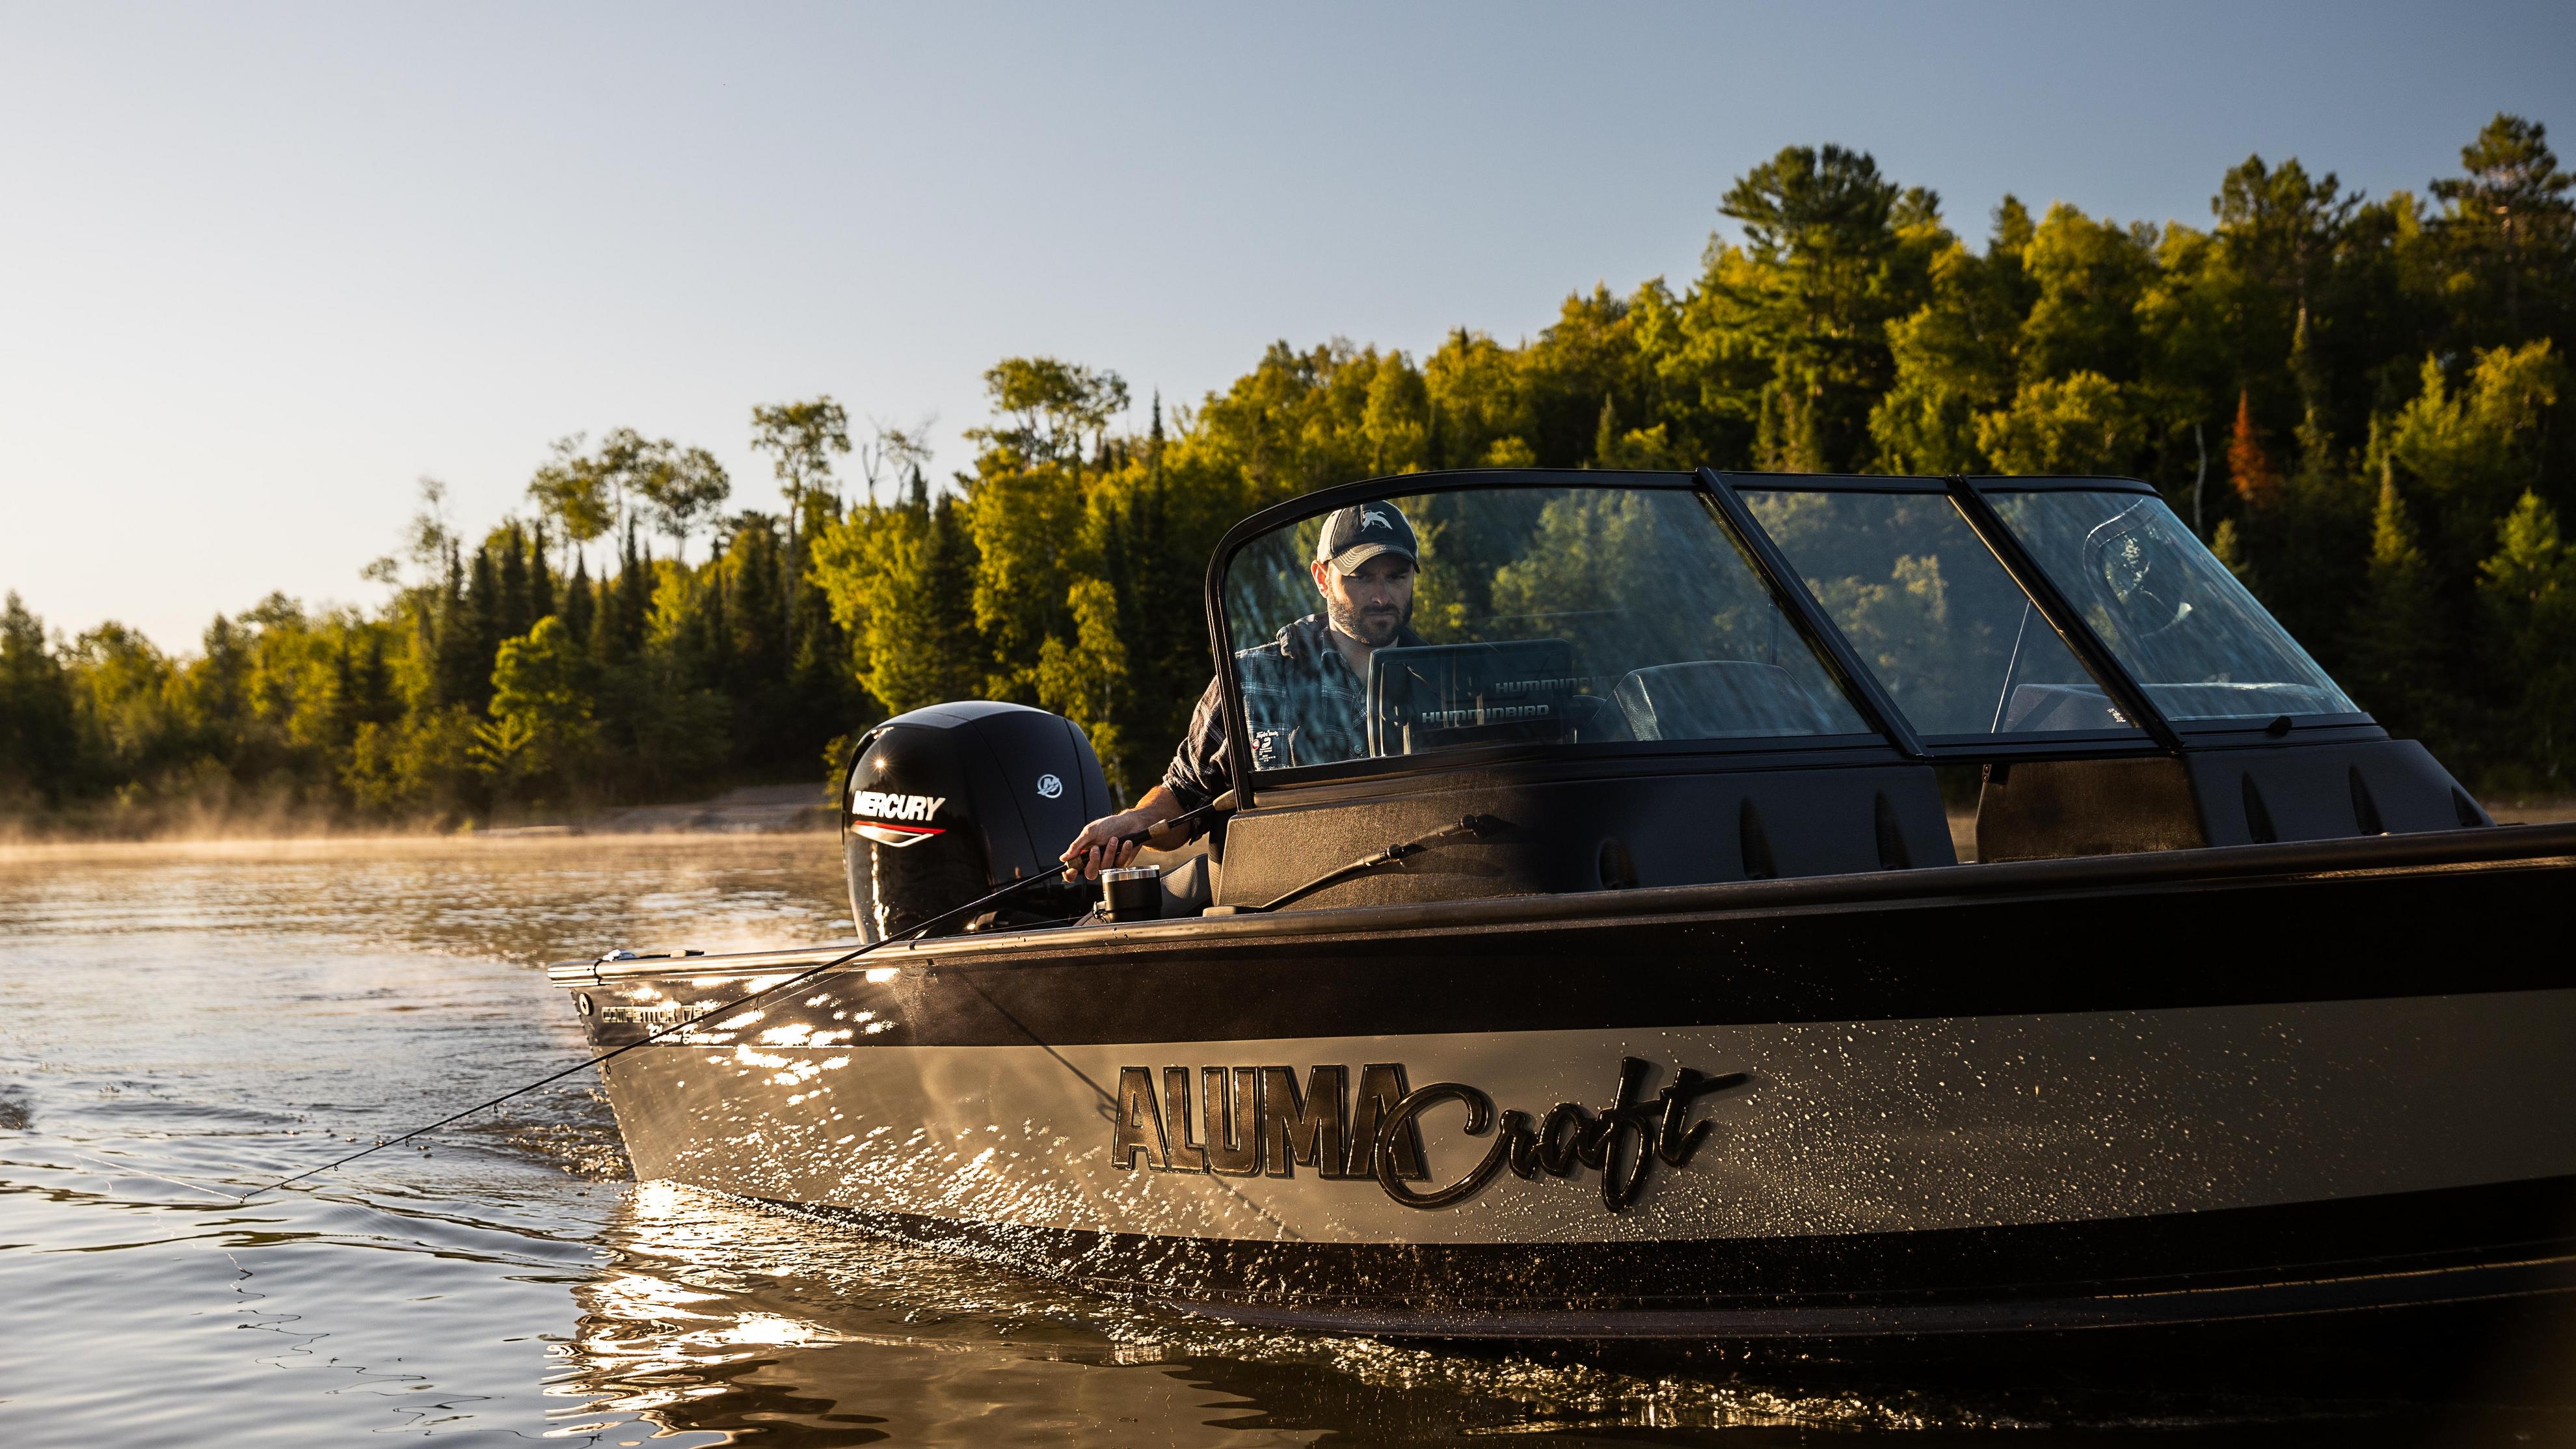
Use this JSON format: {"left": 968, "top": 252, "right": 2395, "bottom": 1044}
{"left": 849, "top": 790, "right": 947, "bottom": 847}
{"left": 1112, "top": 1057, "right": 1747, "bottom": 1212}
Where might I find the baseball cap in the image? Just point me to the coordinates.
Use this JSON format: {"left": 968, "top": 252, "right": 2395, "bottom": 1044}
{"left": 1313, "top": 502, "right": 1419, "bottom": 575}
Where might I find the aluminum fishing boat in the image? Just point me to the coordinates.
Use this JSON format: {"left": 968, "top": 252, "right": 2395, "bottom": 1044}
{"left": 552, "top": 467, "right": 2576, "bottom": 1338}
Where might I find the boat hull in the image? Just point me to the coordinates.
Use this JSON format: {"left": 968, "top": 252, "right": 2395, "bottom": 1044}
{"left": 562, "top": 826, "right": 2576, "bottom": 1336}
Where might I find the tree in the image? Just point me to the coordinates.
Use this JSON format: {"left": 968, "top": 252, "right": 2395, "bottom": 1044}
{"left": 2017, "top": 204, "right": 2156, "bottom": 386}
{"left": 634, "top": 441, "right": 731, "bottom": 561}
{"left": 0, "top": 593, "right": 79, "bottom": 806}
{"left": 2379, "top": 340, "right": 2564, "bottom": 569}
{"left": 2344, "top": 465, "right": 2449, "bottom": 752}
{"left": 967, "top": 358, "right": 1129, "bottom": 472}
{"left": 526, "top": 436, "right": 613, "bottom": 569}
{"left": 856, "top": 418, "right": 935, "bottom": 509}
{"left": 474, "top": 616, "right": 595, "bottom": 799}
{"left": 1870, "top": 197, "right": 2039, "bottom": 474}
{"left": 2478, "top": 491, "right": 2576, "bottom": 783}
{"left": 1974, "top": 372, "right": 2141, "bottom": 475}
{"left": 750, "top": 396, "right": 853, "bottom": 544}
{"left": 2226, "top": 390, "right": 2283, "bottom": 505}
{"left": 2431, "top": 114, "right": 2575, "bottom": 344}
{"left": 1709, "top": 144, "right": 1936, "bottom": 471}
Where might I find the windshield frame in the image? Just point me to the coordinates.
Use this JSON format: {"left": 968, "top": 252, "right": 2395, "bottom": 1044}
{"left": 1204, "top": 470, "right": 1906, "bottom": 807}
{"left": 1203, "top": 468, "right": 2381, "bottom": 808}
{"left": 1962, "top": 474, "right": 2380, "bottom": 741}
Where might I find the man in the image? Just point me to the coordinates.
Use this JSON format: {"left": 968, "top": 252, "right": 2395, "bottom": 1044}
{"left": 1062, "top": 500, "right": 1424, "bottom": 879}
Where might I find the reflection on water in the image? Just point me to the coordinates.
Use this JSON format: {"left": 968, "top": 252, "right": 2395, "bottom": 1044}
{"left": 3, "top": 835, "right": 2573, "bottom": 1445}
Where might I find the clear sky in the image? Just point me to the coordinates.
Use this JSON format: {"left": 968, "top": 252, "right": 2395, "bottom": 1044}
{"left": 3, "top": 1, "right": 2569, "bottom": 650}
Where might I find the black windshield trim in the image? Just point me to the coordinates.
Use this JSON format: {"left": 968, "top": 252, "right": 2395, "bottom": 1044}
{"left": 1943, "top": 476, "right": 2187, "bottom": 753}
{"left": 1205, "top": 470, "right": 2370, "bottom": 803}
{"left": 1962, "top": 474, "right": 2164, "bottom": 496}
{"left": 1697, "top": 469, "right": 1927, "bottom": 759}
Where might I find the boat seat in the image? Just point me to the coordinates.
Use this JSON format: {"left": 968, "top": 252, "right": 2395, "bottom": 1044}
{"left": 1135, "top": 839, "right": 1219, "bottom": 917}
{"left": 1159, "top": 854, "right": 1215, "bottom": 916}
{"left": 1613, "top": 660, "right": 1836, "bottom": 740}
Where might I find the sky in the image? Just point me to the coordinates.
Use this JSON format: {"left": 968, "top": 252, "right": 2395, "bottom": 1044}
{"left": 3, "top": 1, "right": 2571, "bottom": 651}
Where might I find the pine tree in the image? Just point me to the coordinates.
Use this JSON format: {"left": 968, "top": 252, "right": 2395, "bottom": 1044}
{"left": 465, "top": 546, "right": 503, "bottom": 712}
{"left": 2345, "top": 465, "right": 2449, "bottom": 753}
{"left": 529, "top": 521, "right": 556, "bottom": 623}
{"left": 2432, "top": 115, "right": 2575, "bottom": 345}
{"left": 432, "top": 544, "right": 483, "bottom": 711}
{"left": 1592, "top": 394, "right": 1620, "bottom": 467}
{"left": 498, "top": 526, "right": 532, "bottom": 642}
{"left": 2227, "top": 390, "right": 2283, "bottom": 505}
{"left": 0, "top": 592, "right": 79, "bottom": 806}
{"left": 562, "top": 556, "right": 595, "bottom": 651}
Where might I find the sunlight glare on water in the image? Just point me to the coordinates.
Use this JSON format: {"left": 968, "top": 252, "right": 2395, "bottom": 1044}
{"left": 2, "top": 834, "right": 2571, "bottom": 1446}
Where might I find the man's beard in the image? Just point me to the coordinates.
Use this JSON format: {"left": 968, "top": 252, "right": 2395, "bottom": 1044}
{"left": 1329, "top": 595, "right": 1411, "bottom": 648}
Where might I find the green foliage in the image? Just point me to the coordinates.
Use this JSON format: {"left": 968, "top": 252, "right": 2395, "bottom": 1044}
{"left": 751, "top": 397, "right": 853, "bottom": 544}
{"left": 969, "top": 358, "right": 1130, "bottom": 472}
{"left": 1974, "top": 371, "right": 2141, "bottom": 475}
{"left": 9, "top": 114, "right": 2576, "bottom": 822}
{"left": 474, "top": 616, "right": 595, "bottom": 796}
{"left": 0, "top": 593, "right": 79, "bottom": 808}
{"left": 2477, "top": 491, "right": 2576, "bottom": 784}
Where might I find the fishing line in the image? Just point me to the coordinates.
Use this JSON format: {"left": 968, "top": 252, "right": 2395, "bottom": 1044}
{"left": 238, "top": 807, "right": 1211, "bottom": 1204}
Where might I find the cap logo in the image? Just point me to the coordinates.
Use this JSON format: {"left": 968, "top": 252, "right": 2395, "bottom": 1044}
{"left": 1362, "top": 506, "right": 1390, "bottom": 530}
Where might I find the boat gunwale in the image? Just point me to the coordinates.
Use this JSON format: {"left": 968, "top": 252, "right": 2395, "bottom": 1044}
{"left": 548, "top": 818, "right": 2576, "bottom": 985}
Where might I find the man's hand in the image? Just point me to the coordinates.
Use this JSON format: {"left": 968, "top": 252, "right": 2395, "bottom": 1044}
{"left": 1060, "top": 786, "right": 1187, "bottom": 880}
{"left": 1062, "top": 811, "right": 1147, "bottom": 880}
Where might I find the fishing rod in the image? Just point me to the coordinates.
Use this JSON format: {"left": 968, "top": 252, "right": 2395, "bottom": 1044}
{"left": 237, "top": 806, "right": 1215, "bottom": 1204}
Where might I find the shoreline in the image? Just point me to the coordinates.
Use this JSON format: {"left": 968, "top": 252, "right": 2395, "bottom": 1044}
{"left": 0, "top": 829, "right": 838, "bottom": 866}
{"left": 0, "top": 782, "right": 839, "bottom": 854}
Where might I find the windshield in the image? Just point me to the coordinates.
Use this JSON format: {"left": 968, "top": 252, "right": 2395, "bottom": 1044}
{"left": 1742, "top": 488, "right": 2145, "bottom": 738}
{"left": 1220, "top": 485, "right": 1869, "bottom": 771}
{"left": 1987, "top": 490, "right": 2358, "bottom": 721}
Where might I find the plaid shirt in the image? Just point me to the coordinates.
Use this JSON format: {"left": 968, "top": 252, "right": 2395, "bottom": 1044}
{"left": 1162, "top": 613, "right": 1424, "bottom": 813}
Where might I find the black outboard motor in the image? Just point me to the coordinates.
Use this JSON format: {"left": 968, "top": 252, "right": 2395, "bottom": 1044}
{"left": 839, "top": 701, "right": 1112, "bottom": 941}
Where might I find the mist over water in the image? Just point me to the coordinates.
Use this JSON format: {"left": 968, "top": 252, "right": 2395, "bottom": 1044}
{"left": 3, "top": 835, "right": 2571, "bottom": 1446}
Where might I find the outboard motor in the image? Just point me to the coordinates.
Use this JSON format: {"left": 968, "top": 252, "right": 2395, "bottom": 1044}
{"left": 839, "top": 701, "right": 1112, "bottom": 941}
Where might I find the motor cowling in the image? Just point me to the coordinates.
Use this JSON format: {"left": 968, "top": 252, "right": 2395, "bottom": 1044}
{"left": 839, "top": 701, "right": 1112, "bottom": 941}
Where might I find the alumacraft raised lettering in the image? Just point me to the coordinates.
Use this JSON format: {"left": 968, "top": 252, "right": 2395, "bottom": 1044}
{"left": 1108, "top": 1056, "right": 1746, "bottom": 1212}
{"left": 1112, "top": 1064, "right": 1429, "bottom": 1182}
{"left": 1373, "top": 1057, "right": 1749, "bottom": 1212}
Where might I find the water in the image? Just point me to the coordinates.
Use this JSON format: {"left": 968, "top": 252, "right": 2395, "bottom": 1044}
{"left": 3, "top": 834, "right": 2571, "bottom": 1446}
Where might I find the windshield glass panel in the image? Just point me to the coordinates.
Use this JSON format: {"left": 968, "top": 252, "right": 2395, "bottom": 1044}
{"left": 1986, "top": 490, "right": 2359, "bottom": 720}
{"left": 1221, "top": 486, "right": 1870, "bottom": 771}
{"left": 1742, "top": 489, "right": 2143, "bottom": 738}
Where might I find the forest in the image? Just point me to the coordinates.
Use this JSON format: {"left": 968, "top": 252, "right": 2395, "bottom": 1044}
{"left": 3, "top": 113, "right": 2573, "bottom": 830}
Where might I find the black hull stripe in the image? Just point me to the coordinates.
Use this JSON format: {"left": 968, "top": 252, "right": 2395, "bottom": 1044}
{"left": 580, "top": 862, "right": 2575, "bottom": 1048}
{"left": 728, "top": 1175, "right": 2576, "bottom": 1336}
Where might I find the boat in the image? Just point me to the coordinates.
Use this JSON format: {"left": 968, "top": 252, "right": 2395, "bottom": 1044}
{"left": 551, "top": 466, "right": 2576, "bottom": 1339}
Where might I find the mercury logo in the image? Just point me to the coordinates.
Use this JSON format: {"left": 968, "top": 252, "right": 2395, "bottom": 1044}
{"left": 1035, "top": 774, "right": 1064, "bottom": 799}
{"left": 849, "top": 790, "right": 946, "bottom": 848}
{"left": 1361, "top": 506, "right": 1391, "bottom": 530}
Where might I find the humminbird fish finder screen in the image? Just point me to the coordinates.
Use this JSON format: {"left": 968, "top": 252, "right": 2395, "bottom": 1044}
{"left": 1367, "top": 640, "right": 1585, "bottom": 755}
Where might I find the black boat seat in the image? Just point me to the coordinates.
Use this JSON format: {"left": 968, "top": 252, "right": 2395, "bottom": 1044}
{"left": 1613, "top": 660, "right": 1837, "bottom": 740}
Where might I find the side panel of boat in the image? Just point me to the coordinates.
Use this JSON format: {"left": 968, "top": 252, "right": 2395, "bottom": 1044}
{"left": 592, "top": 991, "right": 2576, "bottom": 1248}
{"left": 570, "top": 854, "right": 2576, "bottom": 1324}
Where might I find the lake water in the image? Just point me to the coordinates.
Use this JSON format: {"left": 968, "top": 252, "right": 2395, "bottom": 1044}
{"left": 3, "top": 833, "right": 2571, "bottom": 1446}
